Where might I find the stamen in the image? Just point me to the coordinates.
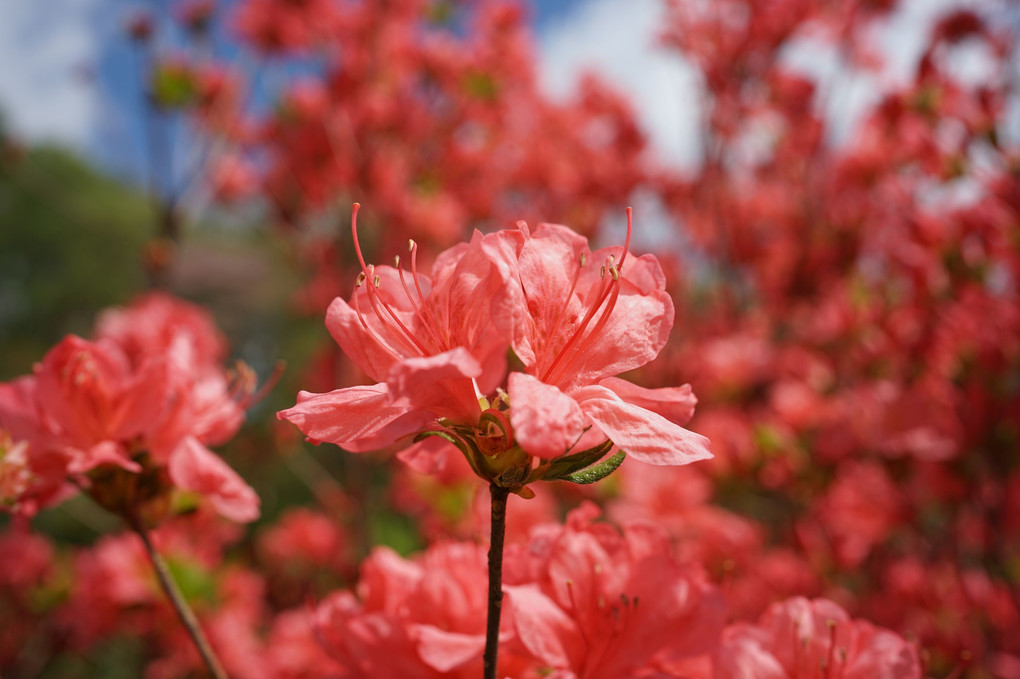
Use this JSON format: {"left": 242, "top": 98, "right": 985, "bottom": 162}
{"left": 539, "top": 209, "right": 634, "bottom": 385}
{"left": 351, "top": 285, "right": 408, "bottom": 364}
{"left": 348, "top": 204, "right": 430, "bottom": 357}
{"left": 409, "top": 239, "right": 449, "bottom": 349}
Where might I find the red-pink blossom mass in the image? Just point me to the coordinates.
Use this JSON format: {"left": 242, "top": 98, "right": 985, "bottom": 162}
{"left": 2, "top": 0, "right": 1017, "bottom": 676}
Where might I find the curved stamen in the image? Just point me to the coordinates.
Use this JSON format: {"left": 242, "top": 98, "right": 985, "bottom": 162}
{"left": 352, "top": 283, "right": 404, "bottom": 362}
{"left": 396, "top": 257, "right": 445, "bottom": 353}
{"left": 409, "top": 240, "right": 450, "bottom": 350}
{"left": 539, "top": 209, "right": 634, "bottom": 384}
{"left": 545, "top": 281, "right": 621, "bottom": 387}
{"left": 349, "top": 204, "right": 430, "bottom": 357}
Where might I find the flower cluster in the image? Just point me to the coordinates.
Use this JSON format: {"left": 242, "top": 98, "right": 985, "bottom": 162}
{"left": 0, "top": 293, "right": 258, "bottom": 523}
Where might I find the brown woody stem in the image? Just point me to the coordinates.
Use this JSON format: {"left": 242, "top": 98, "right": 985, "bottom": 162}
{"left": 483, "top": 483, "right": 510, "bottom": 679}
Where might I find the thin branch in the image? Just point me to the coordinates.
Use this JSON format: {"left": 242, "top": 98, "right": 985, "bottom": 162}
{"left": 129, "top": 516, "right": 229, "bottom": 679}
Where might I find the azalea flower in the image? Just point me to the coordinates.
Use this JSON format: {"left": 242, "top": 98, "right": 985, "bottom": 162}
{"left": 503, "top": 503, "right": 726, "bottom": 679}
{"left": 280, "top": 206, "right": 711, "bottom": 494}
{"left": 277, "top": 204, "right": 521, "bottom": 466}
{"left": 0, "top": 295, "right": 260, "bottom": 523}
{"left": 713, "top": 597, "right": 923, "bottom": 679}
{"left": 492, "top": 209, "right": 711, "bottom": 467}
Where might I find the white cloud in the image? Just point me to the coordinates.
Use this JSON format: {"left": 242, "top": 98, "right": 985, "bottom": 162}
{"left": 537, "top": 0, "right": 704, "bottom": 172}
{"left": 0, "top": 0, "right": 108, "bottom": 149}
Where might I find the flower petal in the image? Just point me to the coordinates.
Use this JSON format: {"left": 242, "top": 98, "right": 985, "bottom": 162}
{"left": 599, "top": 376, "right": 697, "bottom": 426}
{"left": 168, "top": 436, "right": 259, "bottom": 523}
{"left": 411, "top": 625, "right": 486, "bottom": 672}
{"left": 277, "top": 383, "right": 433, "bottom": 451}
{"left": 386, "top": 348, "right": 482, "bottom": 424}
{"left": 574, "top": 385, "right": 711, "bottom": 466}
{"left": 505, "top": 584, "right": 583, "bottom": 669}
{"left": 509, "top": 373, "right": 587, "bottom": 459}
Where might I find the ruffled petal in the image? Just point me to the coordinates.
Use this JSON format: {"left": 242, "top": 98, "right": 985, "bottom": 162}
{"left": 386, "top": 348, "right": 482, "bottom": 424}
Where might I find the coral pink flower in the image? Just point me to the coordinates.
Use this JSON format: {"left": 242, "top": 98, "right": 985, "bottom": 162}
{"left": 714, "top": 597, "right": 922, "bottom": 679}
{"left": 314, "top": 542, "right": 528, "bottom": 678}
{"left": 0, "top": 294, "right": 259, "bottom": 522}
{"left": 492, "top": 211, "right": 711, "bottom": 465}
{"left": 503, "top": 503, "right": 726, "bottom": 678}
{"left": 278, "top": 204, "right": 520, "bottom": 457}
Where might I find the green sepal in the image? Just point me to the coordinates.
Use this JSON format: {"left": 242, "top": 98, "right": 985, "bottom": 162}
{"left": 558, "top": 450, "right": 626, "bottom": 485}
{"left": 529, "top": 438, "right": 614, "bottom": 483}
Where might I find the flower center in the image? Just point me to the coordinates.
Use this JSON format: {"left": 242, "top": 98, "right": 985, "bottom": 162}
{"left": 540, "top": 207, "right": 633, "bottom": 386}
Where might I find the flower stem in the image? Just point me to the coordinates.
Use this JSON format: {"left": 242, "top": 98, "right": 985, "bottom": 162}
{"left": 129, "top": 517, "right": 229, "bottom": 679}
{"left": 484, "top": 483, "right": 510, "bottom": 679}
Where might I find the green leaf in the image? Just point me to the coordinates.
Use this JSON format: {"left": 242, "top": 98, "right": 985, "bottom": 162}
{"left": 531, "top": 438, "right": 614, "bottom": 482}
{"left": 559, "top": 450, "right": 626, "bottom": 485}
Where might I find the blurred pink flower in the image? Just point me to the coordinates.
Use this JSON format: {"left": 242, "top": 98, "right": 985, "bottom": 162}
{"left": 714, "top": 597, "right": 922, "bottom": 679}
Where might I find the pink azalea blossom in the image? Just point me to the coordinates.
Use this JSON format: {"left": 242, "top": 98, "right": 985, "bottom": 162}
{"left": 503, "top": 503, "right": 726, "bottom": 678}
{"left": 714, "top": 597, "right": 922, "bottom": 679}
{"left": 492, "top": 211, "right": 711, "bottom": 465}
{"left": 0, "top": 294, "right": 259, "bottom": 522}
{"left": 278, "top": 204, "right": 521, "bottom": 457}
{"left": 314, "top": 542, "right": 528, "bottom": 678}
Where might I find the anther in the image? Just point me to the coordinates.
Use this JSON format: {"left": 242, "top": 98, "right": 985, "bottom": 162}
{"left": 600, "top": 265, "right": 606, "bottom": 278}
{"left": 356, "top": 272, "right": 366, "bottom": 287}
{"left": 580, "top": 253, "right": 587, "bottom": 267}
{"left": 373, "top": 275, "right": 381, "bottom": 288}
{"left": 609, "top": 266, "right": 619, "bottom": 281}
{"left": 394, "top": 255, "right": 401, "bottom": 268}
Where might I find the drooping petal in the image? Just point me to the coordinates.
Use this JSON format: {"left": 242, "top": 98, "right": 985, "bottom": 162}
{"left": 277, "top": 383, "right": 433, "bottom": 451}
{"left": 65, "top": 440, "right": 139, "bottom": 475}
{"left": 168, "top": 436, "right": 259, "bottom": 523}
{"left": 574, "top": 385, "right": 711, "bottom": 466}
{"left": 599, "top": 376, "right": 697, "bottom": 426}
{"left": 509, "top": 373, "right": 587, "bottom": 459}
